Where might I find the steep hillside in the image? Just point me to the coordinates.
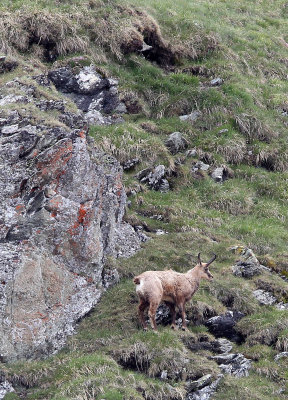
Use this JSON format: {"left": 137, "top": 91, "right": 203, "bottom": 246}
{"left": 1, "top": 0, "right": 288, "bottom": 399}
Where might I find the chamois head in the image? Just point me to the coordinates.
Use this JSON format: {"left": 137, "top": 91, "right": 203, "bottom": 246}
{"left": 197, "top": 253, "right": 216, "bottom": 281}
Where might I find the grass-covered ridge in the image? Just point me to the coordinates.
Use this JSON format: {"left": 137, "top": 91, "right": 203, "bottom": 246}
{"left": 1, "top": 0, "right": 288, "bottom": 398}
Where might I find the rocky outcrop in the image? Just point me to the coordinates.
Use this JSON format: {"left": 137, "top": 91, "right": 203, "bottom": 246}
{"left": 231, "top": 247, "right": 266, "bottom": 278}
{"left": 48, "top": 65, "right": 126, "bottom": 126}
{"left": 209, "top": 353, "right": 251, "bottom": 377}
{"left": 186, "top": 374, "right": 223, "bottom": 400}
{"left": 136, "top": 165, "right": 170, "bottom": 192}
{"left": 0, "top": 66, "right": 140, "bottom": 361}
{"left": 0, "top": 379, "right": 14, "bottom": 400}
{"left": 165, "top": 132, "right": 188, "bottom": 155}
{"left": 205, "top": 311, "right": 244, "bottom": 343}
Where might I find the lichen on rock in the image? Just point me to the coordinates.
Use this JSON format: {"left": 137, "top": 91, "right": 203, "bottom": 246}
{"left": 0, "top": 66, "right": 140, "bottom": 362}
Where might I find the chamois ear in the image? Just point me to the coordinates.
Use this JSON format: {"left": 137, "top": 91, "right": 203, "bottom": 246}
{"left": 198, "top": 253, "right": 202, "bottom": 266}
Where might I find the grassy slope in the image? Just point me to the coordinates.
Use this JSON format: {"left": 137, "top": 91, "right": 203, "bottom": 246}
{"left": 1, "top": 0, "right": 288, "bottom": 399}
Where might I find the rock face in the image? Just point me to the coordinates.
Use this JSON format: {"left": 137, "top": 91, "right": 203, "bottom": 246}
{"left": 0, "top": 67, "right": 140, "bottom": 361}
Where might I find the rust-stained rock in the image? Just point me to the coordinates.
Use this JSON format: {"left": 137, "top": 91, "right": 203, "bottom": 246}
{"left": 0, "top": 72, "right": 140, "bottom": 361}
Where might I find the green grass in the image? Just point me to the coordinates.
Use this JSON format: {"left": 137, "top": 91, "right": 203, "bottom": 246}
{"left": 2, "top": 0, "right": 288, "bottom": 398}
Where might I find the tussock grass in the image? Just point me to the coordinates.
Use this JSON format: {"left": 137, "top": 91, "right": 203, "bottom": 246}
{"left": 90, "top": 122, "right": 175, "bottom": 167}
{"left": 2, "top": 0, "right": 288, "bottom": 398}
{"left": 236, "top": 309, "right": 288, "bottom": 347}
{"left": 235, "top": 114, "right": 277, "bottom": 144}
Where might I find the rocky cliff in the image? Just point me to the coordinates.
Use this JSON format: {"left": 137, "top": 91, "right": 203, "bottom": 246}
{"left": 0, "top": 60, "right": 140, "bottom": 361}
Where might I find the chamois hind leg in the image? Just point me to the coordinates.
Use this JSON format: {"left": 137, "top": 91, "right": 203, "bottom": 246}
{"left": 178, "top": 302, "right": 187, "bottom": 331}
{"left": 138, "top": 299, "right": 149, "bottom": 331}
{"left": 165, "top": 302, "right": 177, "bottom": 330}
{"left": 148, "top": 301, "right": 160, "bottom": 331}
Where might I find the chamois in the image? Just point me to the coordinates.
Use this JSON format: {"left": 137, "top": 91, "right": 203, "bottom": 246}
{"left": 134, "top": 253, "right": 216, "bottom": 331}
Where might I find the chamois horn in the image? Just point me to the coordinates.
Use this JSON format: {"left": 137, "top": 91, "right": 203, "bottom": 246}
{"left": 206, "top": 253, "right": 217, "bottom": 267}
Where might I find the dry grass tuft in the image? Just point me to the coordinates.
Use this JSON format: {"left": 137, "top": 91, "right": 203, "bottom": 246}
{"left": 91, "top": 6, "right": 179, "bottom": 65}
{"left": 0, "top": 8, "right": 89, "bottom": 61}
{"left": 235, "top": 114, "right": 277, "bottom": 143}
{"left": 181, "top": 33, "right": 220, "bottom": 61}
{"left": 216, "top": 137, "right": 246, "bottom": 164}
{"left": 148, "top": 347, "right": 219, "bottom": 382}
{"left": 254, "top": 147, "right": 288, "bottom": 171}
{"left": 0, "top": 3, "right": 219, "bottom": 66}
{"left": 119, "top": 89, "right": 145, "bottom": 114}
{"left": 113, "top": 341, "right": 152, "bottom": 372}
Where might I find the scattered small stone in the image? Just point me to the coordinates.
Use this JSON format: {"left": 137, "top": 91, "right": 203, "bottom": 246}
{"left": 211, "top": 167, "right": 224, "bottom": 182}
{"left": 48, "top": 65, "right": 125, "bottom": 126}
{"left": 184, "top": 336, "right": 233, "bottom": 354}
{"left": 140, "top": 42, "right": 153, "bottom": 52}
{"left": 216, "top": 338, "right": 233, "bottom": 354}
{"left": 102, "top": 268, "right": 119, "bottom": 289}
{"left": 135, "top": 167, "right": 152, "bottom": 181}
{"left": 84, "top": 110, "right": 112, "bottom": 125}
{"left": 148, "top": 165, "right": 166, "bottom": 189}
{"left": 75, "top": 66, "right": 106, "bottom": 94}
{"left": 210, "top": 353, "right": 252, "bottom": 377}
{"left": 180, "top": 110, "right": 201, "bottom": 123}
{"left": 153, "top": 304, "right": 171, "bottom": 326}
{"left": 0, "top": 55, "right": 6, "bottom": 63}
{"left": 158, "top": 178, "right": 170, "bottom": 193}
{"left": 160, "top": 370, "right": 168, "bottom": 380}
{"left": 122, "top": 158, "right": 140, "bottom": 171}
{"left": 275, "top": 302, "right": 288, "bottom": 310}
{"left": 114, "top": 102, "right": 127, "bottom": 113}
{"left": 192, "top": 161, "right": 210, "bottom": 172}
{"left": 218, "top": 129, "right": 228, "bottom": 134}
{"left": 274, "top": 352, "right": 288, "bottom": 362}
{"left": 186, "top": 374, "right": 212, "bottom": 392}
{"left": 186, "top": 148, "right": 198, "bottom": 157}
{"left": 150, "top": 215, "right": 164, "bottom": 220}
{"left": 134, "top": 226, "right": 150, "bottom": 242}
{"left": 210, "top": 77, "right": 223, "bottom": 86}
{"left": 136, "top": 165, "right": 169, "bottom": 191}
{"left": 210, "top": 166, "right": 234, "bottom": 183}
{"left": 165, "top": 132, "right": 188, "bottom": 155}
{"left": 186, "top": 374, "right": 223, "bottom": 400}
{"left": 252, "top": 289, "right": 277, "bottom": 306}
{"left": 155, "top": 229, "right": 168, "bottom": 235}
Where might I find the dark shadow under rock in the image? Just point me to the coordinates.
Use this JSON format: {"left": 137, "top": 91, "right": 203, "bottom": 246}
{"left": 205, "top": 311, "right": 245, "bottom": 343}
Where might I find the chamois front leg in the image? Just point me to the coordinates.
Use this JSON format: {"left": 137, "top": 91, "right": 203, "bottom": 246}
{"left": 165, "top": 302, "right": 177, "bottom": 330}
{"left": 178, "top": 302, "right": 187, "bottom": 331}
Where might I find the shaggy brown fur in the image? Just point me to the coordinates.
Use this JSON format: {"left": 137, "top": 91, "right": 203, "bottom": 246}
{"left": 134, "top": 254, "right": 216, "bottom": 331}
